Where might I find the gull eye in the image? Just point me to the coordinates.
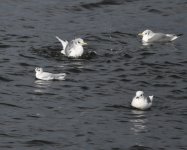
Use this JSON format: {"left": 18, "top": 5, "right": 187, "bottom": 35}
{"left": 141, "top": 94, "right": 143, "bottom": 96}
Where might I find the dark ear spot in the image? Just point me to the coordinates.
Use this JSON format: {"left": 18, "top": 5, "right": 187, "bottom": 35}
{"left": 136, "top": 97, "right": 139, "bottom": 99}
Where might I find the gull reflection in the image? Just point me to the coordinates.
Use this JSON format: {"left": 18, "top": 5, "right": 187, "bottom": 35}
{"left": 34, "top": 80, "right": 51, "bottom": 93}
{"left": 130, "top": 110, "right": 148, "bottom": 134}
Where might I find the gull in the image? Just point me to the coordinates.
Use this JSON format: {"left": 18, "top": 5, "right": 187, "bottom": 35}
{"left": 56, "top": 36, "right": 87, "bottom": 58}
{"left": 35, "top": 67, "right": 66, "bottom": 81}
{"left": 131, "top": 91, "right": 154, "bottom": 110}
{"left": 138, "top": 29, "right": 179, "bottom": 44}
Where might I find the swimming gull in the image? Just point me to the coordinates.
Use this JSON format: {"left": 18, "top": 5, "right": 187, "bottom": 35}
{"left": 131, "top": 91, "right": 154, "bottom": 110}
{"left": 35, "top": 67, "right": 66, "bottom": 81}
{"left": 56, "top": 36, "right": 87, "bottom": 58}
{"left": 138, "top": 29, "right": 179, "bottom": 44}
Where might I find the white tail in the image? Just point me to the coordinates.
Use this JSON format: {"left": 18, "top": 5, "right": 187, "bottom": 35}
{"left": 171, "top": 36, "right": 178, "bottom": 41}
{"left": 166, "top": 34, "right": 178, "bottom": 41}
{"left": 149, "top": 96, "right": 154, "bottom": 102}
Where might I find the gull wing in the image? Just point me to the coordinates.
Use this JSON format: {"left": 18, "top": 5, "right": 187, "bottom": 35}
{"left": 149, "top": 33, "right": 177, "bottom": 42}
{"left": 39, "top": 72, "right": 54, "bottom": 80}
{"left": 64, "top": 40, "right": 75, "bottom": 56}
{"left": 56, "top": 36, "right": 68, "bottom": 50}
{"left": 53, "top": 73, "right": 66, "bottom": 80}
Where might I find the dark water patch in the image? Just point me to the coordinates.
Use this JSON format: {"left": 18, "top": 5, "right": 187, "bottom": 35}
{"left": 0, "top": 29, "right": 6, "bottom": 32}
{"left": 19, "top": 53, "right": 38, "bottom": 59}
{"left": 179, "top": 60, "right": 187, "bottom": 64}
{"left": 77, "top": 106, "right": 97, "bottom": 110}
{"left": 170, "top": 136, "right": 181, "bottom": 140}
{"left": 94, "top": 91, "right": 113, "bottom": 96}
{"left": 89, "top": 36, "right": 114, "bottom": 45}
{"left": 0, "top": 102, "right": 23, "bottom": 109}
{"left": 154, "top": 75, "right": 163, "bottom": 79}
{"left": 0, "top": 44, "right": 12, "bottom": 48}
{"left": 105, "top": 105, "right": 130, "bottom": 110}
{"left": 0, "top": 76, "right": 13, "bottom": 82}
{"left": 12, "top": 117, "right": 25, "bottom": 120}
{"left": 17, "top": 36, "right": 32, "bottom": 39}
{"left": 135, "top": 81, "right": 150, "bottom": 86}
{"left": 26, "top": 114, "right": 42, "bottom": 118}
{"left": 0, "top": 58, "right": 10, "bottom": 63}
{"left": 15, "top": 84, "right": 34, "bottom": 88}
{"left": 0, "top": 146, "right": 13, "bottom": 149}
{"left": 120, "top": 78, "right": 132, "bottom": 82}
{"left": 169, "top": 74, "right": 182, "bottom": 79}
{"left": 18, "top": 62, "right": 32, "bottom": 67}
{"left": 112, "top": 68, "right": 125, "bottom": 72}
{"left": 31, "top": 45, "right": 62, "bottom": 59}
{"left": 7, "top": 71, "right": 27, "bottom": 76}
{"left": 152, "top": 83, "right": 173, "bottom": 88}
{"left": 170, "top": 89, "right": 183, "bottom": 94}
{"left": 6, "top": 34, "right": 18, "bottom": 37}
{"left": 80, "top": 51, "right": 98, "bottom": 60}
{"left": 81, "top": 67, "right": 97, "bottom": 73}
{"left": 139, "top": 62, "right": 165, "bottom": 69}
{"left": 164, "top": 61, "right": 183, "bottom": 66}
{"left": 28, "top": 91, "right": 57, "bottom": 96}
{"left": 129, "top": 145, "right": 153, "bottom": 150}
{"left": 67, "top": 6, "right": 83, "bottom": 12}
{"left": 24, "top": 140, "right": 58, "bottom": 147}
{"left": 148, "top": 8, "right": 163, "bottom": 14}
{"left": 66, "top": 68, "right": 82, "bottom": 73}
{"left": 80, "top": 0, "right": 124, "bottom": 10}
{"left": 80, "top": 86, "right": 89, "bottom": 90}
{"left": 22, "top": 25, "right": 35, "bottom": 29}
{"left": 112, "top": 31, "right": 136, "bottom": 38}
{"left": 0, "top": 133, "right": 17, "bottom": 138}
{"left": 111, "top": 148, "right": 123, "bottom": 150}
{"left": 140, "top": 52, "right": 156, "bottom": 56}
{"left": 122, "top": 53, "right": 133, "bottom": 58}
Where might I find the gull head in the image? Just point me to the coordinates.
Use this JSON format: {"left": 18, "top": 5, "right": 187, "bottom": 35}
{"left": 74, "top": 38, "right": 87, "bottom": 46}
{"left": 135, "top": 91, "right": 144, "bottom": 99}
{"left": 35, "top": 67, "right": 43, "bottom": 73}
{"left": 138, "top": 29, "right": 153, "bottom": 37}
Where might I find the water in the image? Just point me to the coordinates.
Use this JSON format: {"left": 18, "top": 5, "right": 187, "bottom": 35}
{"left": 0, "top": 0, "right": 187, "bottom": 149}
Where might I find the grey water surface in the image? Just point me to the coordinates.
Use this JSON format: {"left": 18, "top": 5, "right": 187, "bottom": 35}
{"left": 0, "top": 0, "right": 187, "bottom": 150}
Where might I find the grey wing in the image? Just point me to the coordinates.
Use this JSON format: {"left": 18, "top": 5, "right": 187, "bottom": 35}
{"left": 56, "top": 36, "right": 68, "bottom": 50}
{"left": 65, "top": 40, "right": 75, "bottom": 56}
{"left": 149, "top": 33, "right": 171, "bottom": 42}
{"left": 41, "top": 72, "right": 54, "bottom": 80}
{"left": 53, "top": 73, "right": 66, "bottom": 80}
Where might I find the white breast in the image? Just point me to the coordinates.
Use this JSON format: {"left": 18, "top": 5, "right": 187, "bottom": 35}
{"left": 68, "top": 46, "right": 84, "bottom": 58}
{"left": 131, "top": 97, "right": 152, "bottom": 110}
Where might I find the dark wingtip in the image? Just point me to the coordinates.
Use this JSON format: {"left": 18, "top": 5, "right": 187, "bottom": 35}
{"left": 177, "top": 33, "right": 183, "bottom": 37}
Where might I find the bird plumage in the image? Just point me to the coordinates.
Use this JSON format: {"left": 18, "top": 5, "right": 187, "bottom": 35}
{"left": 35, "top": 67, "right": 66, "bottom": 81}
{"left": 131, "top": 91, "right": 154, "bottom": 110}
{"left": 56, "top": 36, "right": 87, "bottom": 58}
{"left": 138, "top": 29, "right": 179, "bottom": 43}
